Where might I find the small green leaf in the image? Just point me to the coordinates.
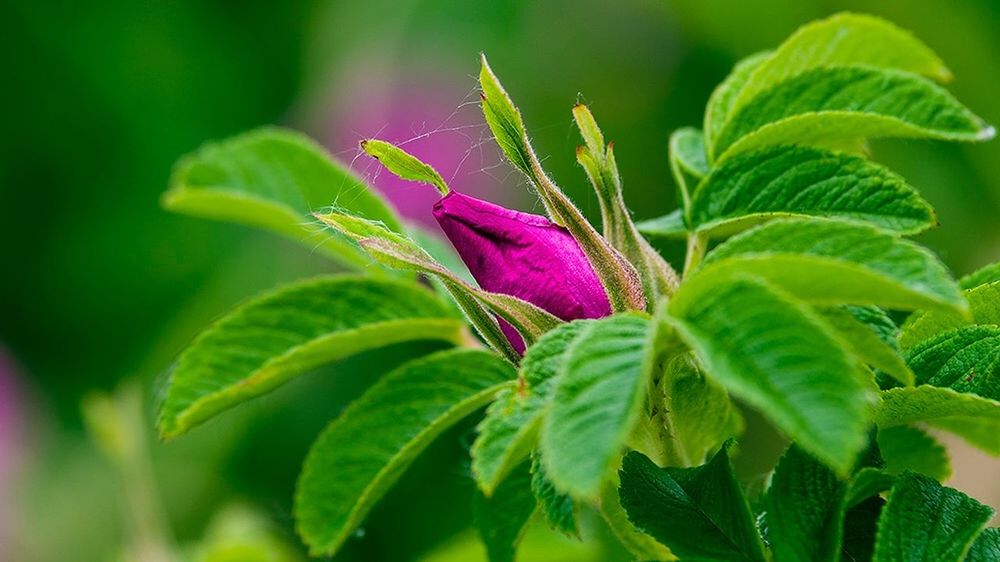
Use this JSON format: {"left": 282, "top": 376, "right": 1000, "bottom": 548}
{"left": 874, "top": 471, "right": 993, "bottom": 562}
{"left": 619, "top": 447, "right": 766, "bottom": 562}
{"left": 668, "top": 271, "right": 874, "bottom": 474}
{"left": 904, "top": 326, "right": 1000, "bottom": 400}
{"left": 688, "top": 145, "right": 936, "bottom": 237}
{"left": 530, "top": 455, "right": 578, "bottom": 537}
{"left": 966, "top": 528, "right": 1000, "bottom": 562}
{"left": 471, "top": 322, "right": 591, "bottom": 494}
{"left": 876, "top": 385, "right": 1000, "bottom": 455}
{"left": 164, "top": 127, "right": 402, "bottom": 269}
{"left": 877, "top": 426, "right": 951, "bottom": 481}
{"left": 704, "top": 51, "right": 770, "bottom": 155}
{"left": 961, "top": 261, "right": 1000, "bottom": 289}
{"left": 819, "top": 305, "right": 914, "bottom": 386}
{"left": 669, "top": 127, "right": 709, "bottom": 211}
{"left": 636, "top": 209, "right": 687, "bottom": 240}
{"left": 361, "top": 138, "right": 449, "bottom": 194}
{"left": 541, "top": 314, "right": 654, "bottom": 499}
{"left": 716, "top": 67, "right": 992, "bottom": 160}
{"left": 475, "top": 461, "right": 537, "bottom": 562}
{"left": 899, "top": 281, "right": 1000, "bottom": 349}
{"left": 157, "top": 276, "right": 463, "bottom": 438}
{"left": 701, "top": 218, "right": 966, "bottom": 313}
{"left": 295, "top": 349, "right": 515, "bottom": 556}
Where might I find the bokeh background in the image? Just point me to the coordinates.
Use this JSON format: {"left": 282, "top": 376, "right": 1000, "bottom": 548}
{"left": 3, "top": 1, "right": 999, "bottom": 560}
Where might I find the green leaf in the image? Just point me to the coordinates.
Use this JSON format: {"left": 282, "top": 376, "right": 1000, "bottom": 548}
{"left": 874, "top": 471, "right": 993, "bottom": 562}
{"left": 841, "top": 496, "right": 885, "bottom": 562}
{"left": 471, "top": 322, "right": 591, "bottom": 494}
{"left": 541, "top": 314, "right": 654, "bottom": 499}
{"left": 157, "top": 276, "right": 463, "bottom": 438}
{"left": 715, "top": 67, "right": 992, "bottom": 160}
{"left": 704, "top": 51, "right": 771, "bottom": 156}
{"left": 619, "top": 447, "right": 766, "bottom": 562}
{"left": 295, "top": 349, "right": 515, "bottom": 556}
{"left": 668, "top": 271, "right": 874, "bottom": 474}
{"left": 530, "top": 455, "right": 578, "bottom": 537}
{"left": 819, "top": 305, "right": 913, "bottom": 386}
{"left": 765, "top": 444, "right": 850, "bottom": 562}
{"left": 877, "top": 426, "right": 951, "bottom": 481}
{"left": 727, "top": 13, "right": 951, "bottom": 124}
{"left": 474, "top": 461, "right": 537, "bottom": 562}
{"left": 688, "top": 145, "right": 935, "bottom": 237}
{"left": 700, "top": 218, "right": 966, "bottom": 313}
{"left": 899, "top": 281, "right": 1000, "bottom": 349}
{"left": 669, "top": 127, "right": 710, "bottom": 211}
{"left": 360, "top": 138, "right": 449, "bottom": 194}
{"left": 966, "top": 528, "right": 1000, "bottom": 562}
{"left": 961, "top": 261, "right": 1000, "bottom": 290}
{"left": 876, "top": 386, "right": 1000, "bottom": 455}
{"left": 164, "top": 127, "right": 402, "bottom": 269}
{"left": 904, "top": 326, "right": 1000, "bottom": 400}
{"left": 636, "top": 209, "right": 687, "bottom": 240}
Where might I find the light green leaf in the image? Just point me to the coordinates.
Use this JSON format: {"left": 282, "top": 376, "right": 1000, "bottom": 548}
{"left": 636, "top": 209, "right": 687, "bottom": 240}
{"left": 541, "top": 314, "right": 654, "bottom": 499}
{"left": 669, "top": 127, "right": 709, "bottom": 211}
{"left": 966, "top": 528, "right": 1000, "bottom": 562}
{"left": 874, "top": 472, "right": 993, "bottom": 562}
{"left": 474, "top": 462, "right": 537, "bottom": 562}
{"left": 704, "top": 51, "right": 770, "bottom": 155}
{"left": 471, "top": 322, "right": 591, "bottom": 494}
{"left": 530, "top": 455, "right": 578, "bottom": 538}
{"left": 295, "top": 349, "right": 515, "bottom": 556}
{"left": 164, "top": 127, "right": 401, "bottom": 269}
{"left": 716, "top": 67, "right": 992, "bottom": 160}
{"left": 961, "top": 261, "right": 1000, "bottom": 290}
{"left": 900, "top": 282, "right": 1000, "bottom": 349}
{"left": 688, "top": 145, "right": 935, "bottom": 237}
{"left": 728, "top": 13, "right": 951, "bottom": 123}
{"left": 877, "top": 426, "right": 951, "bottom": 481}
{"left": 157, "top": 276, "right": 463, "bottom": 438}
{"left": 701, "top": 218, "right": 966, "bottom": 313}
{"left": 668, "top": 271, "right": 874, "bottom": 474}
{"left": 904, "top": 326, "right": 1000, "bottom": 400}
{"left": 360, "top": 139, "right": 449, "bottom": 194}
{"left": 619, "top": 447, "right": 766, "bottom": 562}
{"left": 819, "top": 305, "right": 913, "bottom": 386}
{"left": 876, "top": 386, "right": 1000, "bottom": 455}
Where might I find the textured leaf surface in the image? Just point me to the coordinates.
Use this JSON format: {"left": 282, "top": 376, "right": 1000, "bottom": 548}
{"left": 471, "top": 322, "right": 590, "bottom": 494}
{"left": 688, "top": 145, "right": 935, "bottom": 236}
{"left": 668, "top": 272, "right": 873, "bottom": 473}
{"left": 820, "top": 306, "right": 913, "bottom": 385}
{"left": 905, "top": 326, "right": 1000, "bottom": 399}
{"left": 361, "top": 139, "right": 449, "bottom": 194}
{"left": 531, "top": 456, "right": 578, "bottom": 537}
{"left": 669, "top": 127, "right": 709, "bottom": 209}
{"left": 164, "top": 127, "right": 401, "bottom": 268}
{"left": 966, "top": 528, "right": 1000, "bottom": 562}
{"left": 542, "top": 314, "right": 653, "bottom": 499}
{"left": 899, "top": 282, "right": 1000, "bottom": 349}
{"left": 619, "top": 448, "right": 766, "bottom": 562}
{"left": 877, "top": 426, "right": 950, "bottom": 481}
{"left": 158, "top": 276, "right": 462, "bottom": 438}
{"left": 876, "top": 386, "right": 1000, "bottom": 455}
{"left": 874, "top": 472, "right": 992, "bottom": 562}
{"left": 715, "top": 67, "right": 991, "bottom": 159}
{"left": 295, "top": 349, "right": 515, "bottom": 556}
{"left": 701, "top": 218, "right": 965, "bottom": 313}
{"left": 475, "top": 462, "right": 536, "bottom": 562}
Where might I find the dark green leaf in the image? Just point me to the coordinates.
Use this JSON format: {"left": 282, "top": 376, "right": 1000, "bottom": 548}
{"left": 295, "top": 349, "right": 515, "bottom": 556}
{"left": 841, "top": 496, "right": 885, "bottom": 562}
{"left": 965, "top": 528, "right": 1000, "bottom": 562}
{"left": 877, "top": 426, "right": 951, "bottom": 481}
{"left": 475, "top": 461, "right": 537, "bottom": 562}
{"left": 906, "top": 326, "right": 1000, "bottom": 400}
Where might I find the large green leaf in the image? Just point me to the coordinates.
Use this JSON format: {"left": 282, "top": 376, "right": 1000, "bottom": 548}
{"left": 700, "top": 218, "right": 966, "bottom": 313}
{"left": 873, "top": 472, "right": 992, "bottom": 562}
{"left": 157, "top": 276, "right": 463, "bottom": 438}
{"left": 688, "top": 145, "right": 935, "bottom": 236}
{"left": 876, "top": 386, "right": 1000, "bottom": 455}
{"left": 530, "top": 455, "right": 578, "bottom": 538}
{"left": 877, "top": 426, "right": 951, "bottom": 481}
{"left": 164, "top": 127, "right": 402, "bottom": 269}
{"left": 295, "top": 349, "right": 515, "bottom": 556}
{"left": 966, "top": 528, "right": 1000, "bottom": 562}
{"left": 619, "top": 448, "right": 766, "bottom": 562}
{"left": 541, "top": 314, "right": 654, "bottom": 499}
{"left": 667, "top": 271, "right": 874, "bottom": 474}
{"left": 904, "top": 326, "right": 1000, "bottom": 399}
{"left": 819, "top": 306, "right": 913, "bottom": 386}
{"left": 715, "top": 67, "right": 991, "bottom": 160}
{"left": 474, "top": 462, "right": 537, "bottom": 562}
{"left": 899, "top": 281, "right": 1000, "bottom": 349}
{"left": 471, "top": 322, "right": 591, "bottom": 494}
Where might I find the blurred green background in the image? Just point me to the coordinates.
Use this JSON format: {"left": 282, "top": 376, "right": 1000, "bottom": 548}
{"left": 3, "top": 1, "right": 999, "bottom": 560}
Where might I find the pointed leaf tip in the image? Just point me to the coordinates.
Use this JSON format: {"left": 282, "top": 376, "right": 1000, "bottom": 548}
{"left": 360, "top": 138, "right": 449, "bottom": 195}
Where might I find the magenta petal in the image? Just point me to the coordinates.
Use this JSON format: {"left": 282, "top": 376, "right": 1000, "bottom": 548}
{"left": 433, "top": 191, "right": 611, "bottom": 351}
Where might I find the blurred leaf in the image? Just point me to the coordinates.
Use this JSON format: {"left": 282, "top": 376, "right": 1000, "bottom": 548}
{"left": 619, "top": 448, "right": 765, "bottom": 562}
{"left": 295, "top": 349, "right": 515, "bottom": 556}
{"left": 961, "top": 261, "right": 1000, "bottom": 289}
{"left": 541, "top": 314, "right": 653, "bottom": 499}
{"left": 530, "top": 456, "right": 578, "bottom": 537}
{"left": 688, "top": 145, "right": 935, "bottom": 236}
{"left": 191, "top": 504, "right": 303, "bottom": 562}
{"left": 900, "top": 281, "right": 1000, "bottom": 349}
{"left": 667, "top": 271, "right": 873, "bottom": 474}
{"left": 966, "top": 528, "right": 1000, "bottom": 562}
{"left": 819, "top": 305, "right": 913, "bottom": 386}
{"left": 873, "top": 472, "right": 992, "bottom": 562}
{"left": 157, "top": 276, "right": 463, "bottom": 439}
{"left": 904, "top": 326, "right": 1000, "bottom": 399}
{"left": 876, "top": 386, "right": 1000, "bottom": 455}
{"left": 361, "top": 139, "right": 449, "bottom": 194}
{"left": 636, "top": 209, "right": 687, "bottom": 240}
{"left": 715, "top": 67, "right": 991, "bottom": 159}
{"left": 877, "top": 426, "right": 951, "bottom": 481}
{"left": 474, "top": 462, "right": 536, "bottom": 562}
{"left": 700, "top": 218, "right": 966, "bottom": 313}
{"left": 704, "top": 51, "right": 770, "bottom": 155}
{"left": 163, "top": 127, "right": 401, "bottom": 269}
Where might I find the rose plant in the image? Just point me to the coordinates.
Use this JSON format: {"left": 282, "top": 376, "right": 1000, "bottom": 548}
{"left": 158, "top": 13, "right": 1000, "bottom": 561}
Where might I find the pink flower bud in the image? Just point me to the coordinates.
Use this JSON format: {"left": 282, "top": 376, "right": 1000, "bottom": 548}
{"left": 433, "top": 191, "right": 611, "bottom": 352}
